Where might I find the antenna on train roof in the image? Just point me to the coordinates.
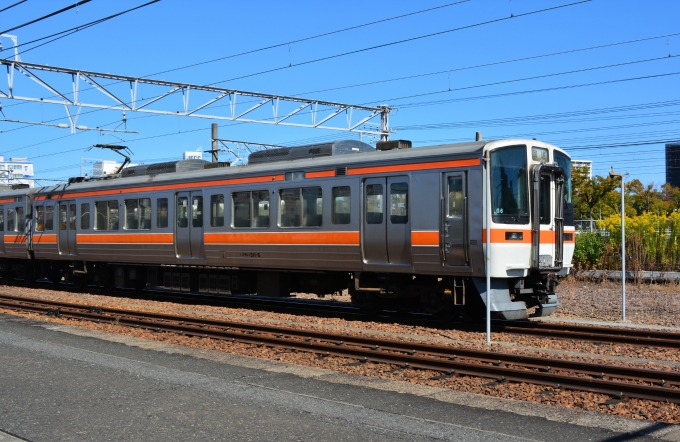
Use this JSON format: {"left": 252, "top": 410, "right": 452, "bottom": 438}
{"left": 87, "top": 144, "right": 133, "bottom": 175}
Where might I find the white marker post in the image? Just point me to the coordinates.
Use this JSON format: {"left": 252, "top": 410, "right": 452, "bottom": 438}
{"left": 609, "top": 167, "right": 627, "bottom": 322}
{"left": 485, "top": 152, "right": 492, "bottom": 344}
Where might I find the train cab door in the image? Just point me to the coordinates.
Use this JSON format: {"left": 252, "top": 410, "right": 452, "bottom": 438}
{"left": 57, "top": 200, "right": 77, "bottom": 256}
{"left": 0, "top": 206, "right": 5, "bottom": 254}
{"left": 442, "top": 173, "right": 469, "bottom": 268}
{"left": 362, "top": 176, "right": 412, "bottom": 266}
{"left": 532, "top": 164, "right": 565, "bottom": 270}
{"left": 175, "top": 191, "right": 205, "bottom": 259}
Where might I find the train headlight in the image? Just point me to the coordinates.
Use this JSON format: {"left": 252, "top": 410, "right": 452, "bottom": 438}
{"left": 505, "top": 232, "right": 524, "bottom": 241}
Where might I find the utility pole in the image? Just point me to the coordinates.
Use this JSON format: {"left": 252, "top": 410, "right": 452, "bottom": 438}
{"left": 210, "top": 123, "right": 219, "bottom": 163}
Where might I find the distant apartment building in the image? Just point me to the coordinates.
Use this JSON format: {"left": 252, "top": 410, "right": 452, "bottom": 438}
{"left": 0, "top": 156, "right": 34, "bottom": 188}
{"left": 666, "top": 143, "right": 680, "bottom": 189}
{"left": 572, "top": 160, "right": 592, "bottom": 179}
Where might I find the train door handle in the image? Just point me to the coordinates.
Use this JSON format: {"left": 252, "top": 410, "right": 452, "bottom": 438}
{"left": 444, "top": 222, "right": 450, "bottom": 235}
{"left": 445, "top": 243, "right": 451, "bottom": 253}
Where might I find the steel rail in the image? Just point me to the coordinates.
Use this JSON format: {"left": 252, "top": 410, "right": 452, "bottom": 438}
{"left": 1, "top": 294, "right": 679, "bottom": 403}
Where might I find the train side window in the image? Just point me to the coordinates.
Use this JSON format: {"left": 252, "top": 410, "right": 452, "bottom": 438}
{"left": 69, "top": 204, "right": 76, "bottom": 230}
{"left": 279, "top": 189, "right": 301, "bottom": 227}
{"left": 252, "top": 191, "right": 270, "bottom": 228}
{"left": 59, "top": 205, "right": 67, "bottom": 230}
{"left": 192, "top": 196, "right": 203, "bottom": 228}
{"left": 95, "top": 202, "right": 107, "bottom": 230}
{"left": 108, "top": 201, "right": 119, "bottom": 230}
{"left": 302, "top": 188, "right": 322, "bottom": 227}
{"left": 35, "top": 206, "right": 45, "bottom": 232}
{"left": 448, "top": 177, "right": 464, "bottom": 217}
{"left": 7, "top": 208, "right": 15, "bottom": 231}
{"left": 157, "top": 198, "right": 168, "bottom": 228}
{"left": 140, "top": 199, "right": 151, "bottom": 230}
{"left": 81, "top": 203, "right": 90, "bottom": 230}
{"left": 45, "top": 206, "right": 54, "bottom": 231}
{"left": 232, "top": 192, "right": 251, "bottom": 228}
{"left": 0, "top": 209, "right": 4, "bottom": 232}
{"left": 177, "top": 197, "right": 189, "bottom": 228}
{"left": 15, "top": 207, "right": 23, "bottom": 232}
{"left": 365, "top": 184, "right": 383, "bottom": 224}
{"left": 332, "top": 187, "right": 350, "bottom": 224}
{"left": 125, "top": 200, "right": 139, "bottom": 230}
{"left": 210, "top": 194, "right": 225, "bottom": 227}
{"left": 390, "top": 183, "right": 408, "bottom": 224}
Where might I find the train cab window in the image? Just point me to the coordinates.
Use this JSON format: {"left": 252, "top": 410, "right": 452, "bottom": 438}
{"left": 7, "top": 208, "right": 14, "bottom": 231}
{"left": 192, "top": 196, "right": 203, "bottom": 228}
{"left": 490, "top": 145, "right": 529, "bottom": 224}
{"left": 35, "top": 206, "right": 45, "bottom": 232}
{"left": 332, "top": 187, "right": 350, "bottom": 224}
{"left": 390, "top": 183, "right": 408, "bottom": 224}
{"left": 81, "top": 203, "right": 90, "bottom": 230}
{"left": 539, "top": 175, "right": 551, "bottom": 225}
{"left": 210, "top": 194, "right": 224, "bottom": 227}
{"left": 124, "top": 198, "right": 151, "bottom": 230}
{"left": 365, "top": 184, "right": 383, "bottom": 224}
{"left": 15, "top": 207, "right": 23, "bottom": 232}
{"left": 157, "top": 198, "right": 168, "bottom": 228}
{"left": 45, "top": 206, "right": 54, "bottom": 231}
{"left": 95, "top": 200, "right": 119, "bottom": 230}
{"left": 0, "top": 209, "right": 4, "bottom": 232}
{"left": 177, "top": 197, "right": 189, "bottom": 228}
{"left": 279, "top": 187, "right": 322, "bottom": 228}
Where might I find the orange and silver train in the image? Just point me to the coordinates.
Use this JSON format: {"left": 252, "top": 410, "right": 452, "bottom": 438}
{"left": 0, "top": 138, "right": 574, "bottom": 320}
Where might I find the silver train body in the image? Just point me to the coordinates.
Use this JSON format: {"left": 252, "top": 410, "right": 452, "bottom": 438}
{"left": 0, "top": 138, "right": 574, "bottom": 320}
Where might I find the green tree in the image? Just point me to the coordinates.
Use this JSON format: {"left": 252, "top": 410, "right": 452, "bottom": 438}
{"left": 572, "top": 167, "right": 616, "bottom": 229}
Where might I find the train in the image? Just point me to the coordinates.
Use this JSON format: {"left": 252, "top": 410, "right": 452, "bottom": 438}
{"left": 0, "top": 137, "right": 574, "bottom": 320}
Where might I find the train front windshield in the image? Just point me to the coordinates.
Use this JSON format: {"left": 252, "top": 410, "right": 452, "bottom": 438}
{"left": 490, "top": 145, "right": 529, "bottom": 224}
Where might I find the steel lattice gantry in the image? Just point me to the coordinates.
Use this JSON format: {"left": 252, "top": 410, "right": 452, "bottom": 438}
{"left": 0, "top": 59, "right": 391, "bottom": 138}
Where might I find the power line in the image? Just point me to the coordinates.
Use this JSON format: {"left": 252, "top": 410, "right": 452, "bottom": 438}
{"left": 0, "top": 0, "right": 26, "bottom": 14}
{"left": 1, "top": 0, "right": 160, "bottom": 57}
{"left": 0, "top": 0, "right": 92, "bottom": 35}
{"left": 209, "top": 0, "right": 592, "bottom": 86}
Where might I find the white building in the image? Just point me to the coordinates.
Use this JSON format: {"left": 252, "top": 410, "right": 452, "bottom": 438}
{"left": 183, "top": 149, "right": 203, "bottom": 160}
{"left": 572, "top": 160, "right": 592, "bottom": 179}
{"left": 0, "top": 156, "right": 34, "bottom": 188}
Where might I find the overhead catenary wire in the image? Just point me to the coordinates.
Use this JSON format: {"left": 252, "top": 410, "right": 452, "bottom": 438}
{"left": 0, "top": 0, "right": 27, "bottom": 14}
{"left": 0, "top": 0, "right": 161, "bottom": 57}
{"left": 0, "top": 0, "right": 92, "bottom": 35}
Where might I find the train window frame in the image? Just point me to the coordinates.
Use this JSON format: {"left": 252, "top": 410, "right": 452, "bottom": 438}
{"left": 278, "top": 187, "right": 322, "bottom": 228}
{"left": 191, "top": 196, "right": 203, "bottom": 228}
{"left": 15, "top": 207, "right": 23, "bottom": 232}
{"left": 81, "top": 203, "right": 90, "bottom": 230}
{"left": 365, "top": 184, "right": 384, "bottom": 225}
{"left": 490, "top": 145, "right": 530, "bottom": 225}
{"left": 95, "top": 200, "right": 120, "bottom": 231}
{"left": 210, "top": 194, "right": 225, "bottom": 227}
{"left": 124, "top": 198, "right": 151, "bottom": 230}
{"left": 45, "top": 205, "right": 54, "bottom": 231}
{"left": 389, "top": 182, "right": 408, "bottom": 224}
{"left": 157, "top": 198, "right": 169, "bottom": 229}
{"left": 0, "top": 208, "right": 4, "bottom": 232}
{"left": 332, "top": 186, "right": 351, "bottom": 225}
{"left": 231, "top": 191, "right": 270, "bottom": 229}
{"left": 59, "top": 204, "right": 67, "bottom": 231}
{"left": 35, "top": 205, "right": 45, "bottom": 232}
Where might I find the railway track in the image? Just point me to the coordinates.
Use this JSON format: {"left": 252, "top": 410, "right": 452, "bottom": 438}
{"left": 1, "top": 293, "right": 679, "bottom": 404}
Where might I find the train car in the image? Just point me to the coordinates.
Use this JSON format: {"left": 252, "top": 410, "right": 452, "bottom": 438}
{"left": 0, "top": 138, "right": 574, "bottom": 320}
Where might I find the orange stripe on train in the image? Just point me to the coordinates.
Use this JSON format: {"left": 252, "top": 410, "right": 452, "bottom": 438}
{"left": 205, "top": 231, "right": 360, "bottom": 245}
{"left": 77, "top": 233, "right": 174, "bottom": 244}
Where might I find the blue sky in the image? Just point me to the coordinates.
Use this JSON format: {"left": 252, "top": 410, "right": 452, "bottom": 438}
{"left": 0, "top": 0, "right": 678, "bottom": 184}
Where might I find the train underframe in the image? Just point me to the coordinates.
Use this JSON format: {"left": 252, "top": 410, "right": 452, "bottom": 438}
{"left": 0, "top": 259, "right": 560, "bottom": 320}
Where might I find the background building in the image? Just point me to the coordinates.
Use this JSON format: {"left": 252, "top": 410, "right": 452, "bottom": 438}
{"left": 666, "top": 143, "right": 680, "bottom": 189}
{"left": 572, "top": 160, "right": 592, "bottom": 179}
{"left": 0, "top": 156, "right": 34, "bottom": 188}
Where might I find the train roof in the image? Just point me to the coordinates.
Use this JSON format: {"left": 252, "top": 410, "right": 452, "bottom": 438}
{"left": 22, "top": 138, "right": 567, "bottom": 196}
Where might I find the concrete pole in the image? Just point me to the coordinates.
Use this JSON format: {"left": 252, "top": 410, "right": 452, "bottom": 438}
{"left": 211, "top": 123, "right": 219, "bottom": 163}
{"left": 485, "top": 153, "right": 492, "bottom": 344}
{"left": 621, "top": 174, "right": 626, "bottom": 321}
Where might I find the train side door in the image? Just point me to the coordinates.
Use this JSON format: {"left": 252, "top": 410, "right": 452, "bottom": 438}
{"left": 0, "top": 206, "right": 5, "bottom": 254}
{"left": 175, "top": 191, "right": 204, "bottom": 259}
{"left": 57, "top": 201, "right": 77, "bottom": 256}
{"left": 362, "top": 176, "right": 411, "bottom": 266}
{"left": 442, "top": 173, "right": 469, "bottom": 267}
